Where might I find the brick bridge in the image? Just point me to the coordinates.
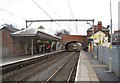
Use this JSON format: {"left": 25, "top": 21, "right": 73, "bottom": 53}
{"left": 61, "top": 35, "right": 87, "bottom": 50}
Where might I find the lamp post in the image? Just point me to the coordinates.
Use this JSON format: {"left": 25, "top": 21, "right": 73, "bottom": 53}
{"left": 109, "top": 0, "right": 113, "bottom": 73}
{"left": 92, "top": 20, "right": 94, "bottom": 47}
{"left": 110, "top": 0, "right": 113, "bottom": 46}
{"left": 86, "top": 20, "right": 94, "bottom": 53}
{"left": 105, "top": 0, "right": 113, "bottom": 73}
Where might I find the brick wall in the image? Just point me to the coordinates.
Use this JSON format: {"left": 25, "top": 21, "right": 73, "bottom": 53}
{"left": 62, "top": 35, "right": 87, "bottom": 44}
{"left": 2, "top": 28, "right": 11, "bottom": 57}
{"left": 12, "top": 37, "right": 31, "bottom": 56}
{"left": 1, "top": 28, "right": 31, "bottom": 56}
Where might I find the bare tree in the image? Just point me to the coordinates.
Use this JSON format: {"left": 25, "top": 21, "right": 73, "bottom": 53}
{"left": 54, "top": 29, "right": 70, "bottom": 38}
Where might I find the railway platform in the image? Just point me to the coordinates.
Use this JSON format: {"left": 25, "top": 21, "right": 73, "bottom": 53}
{"left": 75, "top": 50, "right": 119, "bottom": 82}
{"left": 75, "top": 50, "right": 99, "bottom": 81}
{"left": 1, "top": 50, "right": 119, "bottom": 82}
{"left": 0, "top": 51, "right": 63, "bottom": 67}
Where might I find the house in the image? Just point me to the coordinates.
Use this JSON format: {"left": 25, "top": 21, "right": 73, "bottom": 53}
{"left": 87, "top": 21, "right": 110, "bottom": 45}
{"left": 86, "top": 21, "right": 110, "bottom": 52}
{"left": 112, "top": 30, "right": 120, "bottom": 45}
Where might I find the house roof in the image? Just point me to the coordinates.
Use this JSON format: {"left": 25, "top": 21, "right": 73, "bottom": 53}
{"left": 112, "top": 33, "right": 120, "bottom": 37}
{"left": 38, "top": 26, "right": 45, "bottom": 29}
{"left": 12, "top": 28, "right": 60, "bottom": 41}
{"left": 114, "top": 30, "right": 120, "bottom": 33}
{"left": 0, "top": 24, "right": 20, "bottom": 32}
{"left": 87, "top": 25, "right": 109, "bottom": 32}
{"left": 12, "top": 28, "right": 37, "bottom": 36}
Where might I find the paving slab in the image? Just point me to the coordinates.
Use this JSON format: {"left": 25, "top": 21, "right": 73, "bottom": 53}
{"left": 85, "top": 51, "right": 119, "bottom": 82}
{"left": 75, "top": 50, "right": 99, "bottom": 82}
{"left": 0, "top": 51, "right": 63, "bottom": 67}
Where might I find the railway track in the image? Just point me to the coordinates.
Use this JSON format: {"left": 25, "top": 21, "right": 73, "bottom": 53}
{"left": 45, "top": 52, "right": 79, "bottom": 82}
{"left": 2, "top": 52, "right": 79, "bottom": 82}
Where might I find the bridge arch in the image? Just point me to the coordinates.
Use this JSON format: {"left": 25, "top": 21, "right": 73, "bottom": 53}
{"left": 65, "top": 41, "right": 82, "bottom": 51}
{"left": 62, "top": 35, "right": 87, "bottom": 51}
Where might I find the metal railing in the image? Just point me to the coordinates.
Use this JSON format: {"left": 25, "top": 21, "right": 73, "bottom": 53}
{"left": 93, "top": 45, "right": 120, "bottom": 76}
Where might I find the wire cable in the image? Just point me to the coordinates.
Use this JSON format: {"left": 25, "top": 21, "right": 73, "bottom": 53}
{"left": 0, "top": 7, "right": 26, "bottom": 20}
{"left": 44, "top": 0, "right": 71, "bottom": 32}
{"left": 45, "top": 0, "right": 60, "bottom": 18}
{"left": 66, "top": 0, "right": 78, "bottom": 33}
{"left": 0, "top": 7, "right": 26, "bottom": 28}
{"left": 0, "top": 17, "right": 24, "bottom": 28}
{"left": 32, "top": 0, "right": 62, "bottom": 29}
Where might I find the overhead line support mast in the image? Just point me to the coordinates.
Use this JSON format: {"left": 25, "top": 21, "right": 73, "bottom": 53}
{"left": 26, "top": 19, "right": 94, "bottom": 28}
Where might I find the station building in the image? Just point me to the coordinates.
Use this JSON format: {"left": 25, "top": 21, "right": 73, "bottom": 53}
{"left": 0, "top": 24, "right": 61, "bottom": 57}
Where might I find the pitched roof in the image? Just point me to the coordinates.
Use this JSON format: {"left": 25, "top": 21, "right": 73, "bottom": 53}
{"left": 87, "top": 25, "right": 109, "bottom": 32}
{"left": 0, "top": 24, "right": 20, "bottom": 32}
{"left": 12, "top": 28, "right": 37, "bottom": 36}
{"left": 12, "top": 28, "right": 60, "bottom": 41}
{"left": 112, "top": 33, "right": 120, "bottom": 37}
{"left": 38, "top": 26, "right": 45, "bottom": 29}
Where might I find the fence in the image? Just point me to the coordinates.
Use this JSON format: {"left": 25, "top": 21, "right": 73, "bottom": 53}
{"left": 93, "top": 45, "right": 120, "bottom": 76}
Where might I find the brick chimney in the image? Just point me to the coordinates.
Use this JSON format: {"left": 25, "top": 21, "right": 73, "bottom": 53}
{"left": 97, "top": 21, "right": 102, "bottom": 31}
{"left": 94, "top": 27, "right": 97, "bottom": 33}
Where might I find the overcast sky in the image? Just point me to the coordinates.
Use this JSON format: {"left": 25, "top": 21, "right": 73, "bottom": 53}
{"left": 0, "top": 0, "right": 119, "bottom": 35}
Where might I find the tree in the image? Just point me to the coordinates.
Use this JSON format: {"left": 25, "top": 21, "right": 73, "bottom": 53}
{"left": 1, "top": 23, "right": 17, "bottom": 29}
{"left": 54, "top": 29, "right": 70, "bottom": 38}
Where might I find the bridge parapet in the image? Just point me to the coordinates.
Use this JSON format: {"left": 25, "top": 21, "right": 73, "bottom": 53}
{"left": 62, "top": 35, "right": 87, "bottom": 44}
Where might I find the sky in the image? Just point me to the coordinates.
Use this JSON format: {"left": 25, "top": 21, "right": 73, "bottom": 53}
{"left": 0, "top": 0, "right": 119, "bottom": 35}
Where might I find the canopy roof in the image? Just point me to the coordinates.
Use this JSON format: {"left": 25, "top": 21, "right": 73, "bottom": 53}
{"left": 12, "top": 28, "right": 60, "bottom": 41}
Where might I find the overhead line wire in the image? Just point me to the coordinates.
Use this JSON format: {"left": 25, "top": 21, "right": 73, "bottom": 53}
{"left": 44, "top": 0, "right": 71, "bottom": 32}
{"left": 0, "top": 7, "right": 26, "bottom": 20}
{"left": 32, "top": 0, "right": 62, "bottom": 29}
{"left": 0, "top": 7, "right": 26, "bottom": 28}
{"left": 66, "top": 0, "right": 78, "bottom": 33}
{"left": 66, "top": 0, "right": 74, "bottom": 18}
{"left": 44, "top": 0, "right": 60, "bottom": 18}
{"left": 0, "top": 17, "right": 24, "bottom": 28}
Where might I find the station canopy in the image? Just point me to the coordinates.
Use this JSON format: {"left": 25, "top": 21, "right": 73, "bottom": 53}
{"left": 11, "top": 27, "right": 60, "bottom": 41}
